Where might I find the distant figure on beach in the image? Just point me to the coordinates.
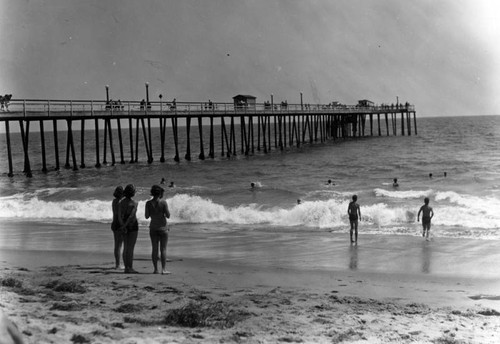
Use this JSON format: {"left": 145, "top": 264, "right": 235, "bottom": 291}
{"left": 347, "top": 195, "right": 361, "bottom": 243}
{"left": 326, "top": 179, "right": 335, "bottom": 186}
{"left": 429, "top": 173, "right": 433, "bottom": 179}
{"left": 160, "top": 178, "right": 166, "bottom": 184}
{"left": 168, "top": 181, "right": 175, "bottom": 188}
{"left": 145, "top": 185, "right": 171, "bottom": 275}
{"left": 250, "top": 182, "right": 255, "bottom": 189}
{"left": 297, "top": 199, "right": 302, "bottom": 204}
{"left": 393, "top": 178, "right": 399, "bottom": 187}
{"left": 417, "top": 197, "right": 434, "bottom": 240}
{"left": 444, "top": 172, "right": 447, "bottom": 178}
{"left": 118, "top": 184, "right": 139, "bottom": 274}
{"left": 111, "top": 186, "right": 124, "bottom": 269}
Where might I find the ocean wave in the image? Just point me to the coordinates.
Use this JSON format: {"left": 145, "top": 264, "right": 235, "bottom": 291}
{"left": 374, "top": 188, "right": 433, "bottom": 199}
{"left": 1, "top": 192, "right": 500, "bottom": 235}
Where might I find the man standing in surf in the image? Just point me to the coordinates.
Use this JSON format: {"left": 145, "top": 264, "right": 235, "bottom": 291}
{"left": 347, "top": 195, "right": 361, "bottom": 244}
{"left": 417, "top": 197, "right": 434, "bottom": 240}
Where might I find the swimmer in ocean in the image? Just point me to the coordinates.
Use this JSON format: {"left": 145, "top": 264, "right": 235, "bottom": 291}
{"left": 393, "top": 178, "right": 399, "bottom": 187}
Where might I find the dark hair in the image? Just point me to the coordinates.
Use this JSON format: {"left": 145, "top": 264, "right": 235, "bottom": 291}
{"left": 424, "top": 197, "right": 429, "bottom": 204}
{"left": 150, "top": 185, "right": 164, "bottom": 197}
{"left": 352, "top": 195, "right": 357, "bottom": 201}
{"left": 113, "top": 186, "right": 123, "bottom": 199}
{"left": 123, "top": 184, "right": 136, "bottom": 198}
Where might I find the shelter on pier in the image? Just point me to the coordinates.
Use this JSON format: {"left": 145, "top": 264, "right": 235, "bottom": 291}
{"left": 233, "top": 94, "right": 256, "bottom": 109}
{"left": 357, "top": 99, "right": 374, "bottom": 107}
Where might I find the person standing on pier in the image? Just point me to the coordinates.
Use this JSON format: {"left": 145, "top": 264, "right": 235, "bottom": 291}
{"left": 118, "top": 184, "right": 139, "bottom": 274}
{"left": 347, "top": 195, "right": 361, "bottom": 244}
{"left": 111, "top": 186, "right": 124, "bottom": 269}
{"left": 145, "top": 185, "right": 171, "bottom": 274}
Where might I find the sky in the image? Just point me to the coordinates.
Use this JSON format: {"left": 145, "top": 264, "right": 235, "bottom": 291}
{"left": 1, "top": 0, "right": 499, "bottom": 117}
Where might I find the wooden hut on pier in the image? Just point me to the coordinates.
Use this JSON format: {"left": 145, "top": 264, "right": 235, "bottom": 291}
{"left": 233, "top": 94, "right": 256, "bottom": 109}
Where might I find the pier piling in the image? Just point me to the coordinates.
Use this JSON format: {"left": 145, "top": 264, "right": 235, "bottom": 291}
{"left": 0, "top": 99, "right": 416, "bottom": 177}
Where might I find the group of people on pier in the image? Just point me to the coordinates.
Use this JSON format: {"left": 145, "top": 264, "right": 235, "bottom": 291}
{"left": 105, "top": 99, "right": 124, "bottom": 110}
{"left": 0, "top": 94, "right": 12, "bottom": 111}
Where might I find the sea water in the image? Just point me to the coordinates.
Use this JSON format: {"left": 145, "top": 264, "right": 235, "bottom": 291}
{"left": 0, "top": 115, "right": 499, "bottom": 275}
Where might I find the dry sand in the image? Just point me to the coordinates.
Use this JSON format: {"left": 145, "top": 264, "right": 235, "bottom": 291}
{"left": 1, "top": 250, "right": 500, "bottom": 344}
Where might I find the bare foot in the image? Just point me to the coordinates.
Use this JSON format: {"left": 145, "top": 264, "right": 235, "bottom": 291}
{"left": 125, "top": 268, "right": 139, "bottom": 274}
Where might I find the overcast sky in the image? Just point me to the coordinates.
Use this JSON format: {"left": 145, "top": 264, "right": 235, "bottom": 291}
{"left": 1, "top": 0, "right": 499, "bottom": 117}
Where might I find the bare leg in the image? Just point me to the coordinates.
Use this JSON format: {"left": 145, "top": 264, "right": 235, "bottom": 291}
{"left": 123, "top": 231, "right": 138, "bottom": 273}
{"left": 150, "top": 230, "right": 159, "bottom": 274}
{"left": 160, "top": 232, "right": 170, "bottom": 274}
{"left": 113, "top": 231, "right": 124, "bottom": 269}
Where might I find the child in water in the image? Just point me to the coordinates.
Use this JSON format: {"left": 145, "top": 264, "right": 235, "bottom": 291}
{"left": 347, "top": 195, "right": 361, "bottom": 243}
{"left": 417, "top": 197, "right": 434, "bottom": 240}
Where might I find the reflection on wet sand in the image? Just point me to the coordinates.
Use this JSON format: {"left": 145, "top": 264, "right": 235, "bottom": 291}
{"left": 421, "top": 241, "right": 432, "bottom": 273}
{"left": 349, "top": 244, "right": 358, "bottom": 270}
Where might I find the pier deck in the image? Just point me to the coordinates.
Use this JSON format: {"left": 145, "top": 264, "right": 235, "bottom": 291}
{"left": 0, "top": 99, "right": 417, "bottom": 177}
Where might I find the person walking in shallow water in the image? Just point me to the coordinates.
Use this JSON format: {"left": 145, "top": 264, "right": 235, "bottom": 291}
{"left": 145, "top": 185, "right": 171, "bottom": 274}
{"left": 118, "top": 184, "right": 139, "bottom": 273}
{"left": 347, "top": 195, "right": 361, "bottom": 243}
{"left": 111, "top": 186, "right": 124, "bottom": 269}
{"left": 418, "top": 197, "right": 434, "bottom": 240}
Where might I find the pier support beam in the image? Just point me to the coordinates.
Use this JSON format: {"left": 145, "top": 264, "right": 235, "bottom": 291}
{"left": 40, "top": 120, "right": 47, "bottom": 173}
{"left": 5, "top": 121, "right": 14, "bottom": 177}
{"left": 80, "top": 120, "right": 86, "bottom": 168}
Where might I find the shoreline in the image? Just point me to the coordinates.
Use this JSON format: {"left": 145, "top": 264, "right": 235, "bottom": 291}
{"left": 1, "top": 248, "right": 500, "bottom": 343}
{"left": 1, "top": 226, "right": 500, "bottom": 343}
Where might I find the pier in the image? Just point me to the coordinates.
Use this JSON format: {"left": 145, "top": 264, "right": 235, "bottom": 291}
{"left": 0, "top": 98, "right": 416, "bottom": 177}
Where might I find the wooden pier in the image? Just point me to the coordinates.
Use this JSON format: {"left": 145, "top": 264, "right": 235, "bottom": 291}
{"left": 0, "top": 99, "right": 417, "bottom": 177}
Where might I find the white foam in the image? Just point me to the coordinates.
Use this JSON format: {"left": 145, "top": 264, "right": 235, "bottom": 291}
{"left": 1, "top": 191, "right": 500, "bottom": 238}
{"left": 374, "top": 188, "right": 433, "bottom": 199}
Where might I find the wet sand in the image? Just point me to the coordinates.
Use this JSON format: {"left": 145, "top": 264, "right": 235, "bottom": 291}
{"left": 1, "top": 230, "right": 500, "bottom": 343}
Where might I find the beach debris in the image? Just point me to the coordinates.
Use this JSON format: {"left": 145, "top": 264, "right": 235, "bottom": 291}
{"left": 477, "top": 308, "right": 500, "bottom": 316}
{"left": 70, "top": 333, "right": 91, "bottom": 343}
{"left": 114, "top": 303, "right": 144, "bottom": 313}
{"left": 50, "top": 301, "right": 85, "bottom": 311}
{"left": 0, "top": 276, "right": 23, "bottom": 288}
{"left": 44, "top": 280, "right": 87, "bottom": 294}
{"left": 164, "top": 301, "right": 249, "bottom": 328}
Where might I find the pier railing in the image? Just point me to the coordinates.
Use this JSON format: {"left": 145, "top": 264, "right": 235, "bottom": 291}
{"left": 0, "top": 98, "right": 417, "bottom": 177}
{"left": 2, "top": 99, "right": 415, "bottom": 118}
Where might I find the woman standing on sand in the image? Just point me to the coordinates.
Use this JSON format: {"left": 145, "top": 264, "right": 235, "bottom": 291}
{"left": 111, "top": 186, "right": 124, "bottom": 269}
{"left": 118, "top": 184, "right": 139, "bottom": 274}
{"left": 145, "top": 185, "right": 171, "bottom": 274}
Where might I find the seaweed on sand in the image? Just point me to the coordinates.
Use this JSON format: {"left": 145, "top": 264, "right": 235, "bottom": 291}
{"left": 164, "top": 300, "right": 249, "bottom": 328}
{"left": 44, "top": 279, "right": 87, "bottom": 294}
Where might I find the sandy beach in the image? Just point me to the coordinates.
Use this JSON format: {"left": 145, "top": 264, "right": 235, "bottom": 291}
{"left": 1, "top": 233, "right": 500, "bottom": 344}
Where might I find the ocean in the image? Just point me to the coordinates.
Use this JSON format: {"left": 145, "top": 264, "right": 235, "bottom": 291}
{"left": 1, "top": 115, "right": 500, "bottom": 276}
